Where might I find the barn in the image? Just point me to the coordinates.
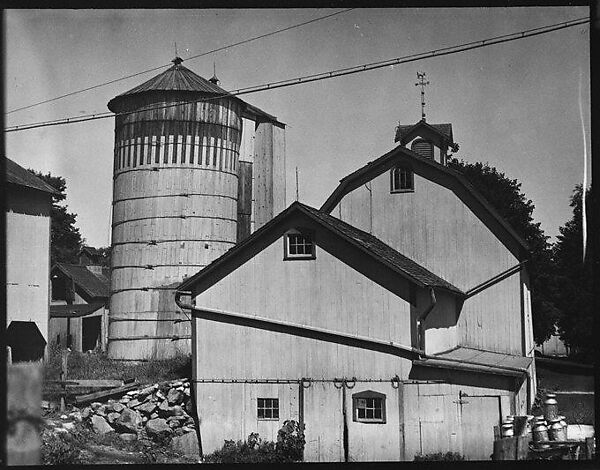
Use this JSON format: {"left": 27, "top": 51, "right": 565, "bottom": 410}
{"left": 6, "top": 158, "right": 58, "bottom": 362}
{"left": 49, "top": 255, "right": 110, "bottom": 352}
{"left": 175, "top": 119, "right": 536, "bottom": 461}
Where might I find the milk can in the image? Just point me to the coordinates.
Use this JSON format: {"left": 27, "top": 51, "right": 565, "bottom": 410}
{"left": 548, "top": 418, "right": 562, "bottom": 440}
{"left": 532, "top": 420, "right": 550, "bottom": 447}
{"left": 501, "top": 423, "right": 514, "bottom": 438}
{"left": 525, "top": 415, "right": 535, "bottom": 438}
{"left": 555, "top": 416, "right": 568, "bottom": 441}
{"left": 543, "top": 393, "right": 559, "bottom": 421}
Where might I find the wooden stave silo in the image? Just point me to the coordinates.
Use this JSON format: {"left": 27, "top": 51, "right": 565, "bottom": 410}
{"left": 107, "top": 60, "right": 243, "bottom": 359}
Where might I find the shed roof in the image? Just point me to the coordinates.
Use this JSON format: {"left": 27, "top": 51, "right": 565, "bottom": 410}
{"left": 414, "top": 346, "right": 533, "bottom": 377}
{"left": 320, "top": 144, "right": 529, "bottom": 259}
{"left": 178, "top": 201, "right": 462, "bottom": 296}
{"left": 6, "top": 158, "right": 60, "bottom": 195}
{"left": 50, "top": 302, "right": 106, "bottom": 318}
{"left": 53, "top": 263, "right": 110, "bottom": 299}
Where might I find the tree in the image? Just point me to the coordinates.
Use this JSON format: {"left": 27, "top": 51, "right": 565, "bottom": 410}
{"left": 553, "top": 185, "right": 593, "bottom": 362}
{"left": 28, "top": 170, "right": 84, "bottom": 264}
{"left": 447, "top": 158, "right": 560, "bottom": 345}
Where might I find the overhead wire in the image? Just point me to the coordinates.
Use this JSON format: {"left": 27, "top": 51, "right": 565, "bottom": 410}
{"left": 5, "top": 8, "right": 354, "bottom": 115}
{"left": 5, "top": 15, "right": 589, "bottom": 134}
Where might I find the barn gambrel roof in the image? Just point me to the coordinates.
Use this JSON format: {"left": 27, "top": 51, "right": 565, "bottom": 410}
{"left": 178, "top": 201, "right": 462, "bottom": 296}
{"left": 320, "top": 145, "right": 529, "bottom": 259}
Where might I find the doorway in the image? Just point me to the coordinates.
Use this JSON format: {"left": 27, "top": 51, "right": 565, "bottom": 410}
{"left": 82, "top": 316, "right": 101, "bottom": 352}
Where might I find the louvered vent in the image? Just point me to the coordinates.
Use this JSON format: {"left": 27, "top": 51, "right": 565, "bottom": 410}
{"left": 411, "top": 139, "right": 434, "bottom": 159}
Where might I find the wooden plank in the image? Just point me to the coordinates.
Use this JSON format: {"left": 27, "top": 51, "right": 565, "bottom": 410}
{"left": 75, "top": 382, "right": 139, "bottom": 404}
{"left": 493, "top": 436, "right": 517, "bottom": 460}
{"left": 516, "top": 435, "right": 530, "bottom": 460}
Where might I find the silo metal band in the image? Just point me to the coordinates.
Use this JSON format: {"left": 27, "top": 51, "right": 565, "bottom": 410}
{"left": 112, "top": 192, "right": 238, "bottom": 205}
{"left": 113, "top": 167, "right": 239, "bottom": 179}
{"left": 111, "top": 238, "right": 236, "bottom": 247}
{"left": 111, "top": 215, "right": 237, "bottom": 228}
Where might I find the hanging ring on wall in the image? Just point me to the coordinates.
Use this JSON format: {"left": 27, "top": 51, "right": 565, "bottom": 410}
{"left": 333, "top": 378, "right": 344, "bottom": 389}
{"left": 391, "top": 375, "right": 400, "bottom": 388}
{"left": 345, "top": 377, "right": 356, "bottom": 389}
{"left": 301, "top": 378, "right": 312, "bottom": 389}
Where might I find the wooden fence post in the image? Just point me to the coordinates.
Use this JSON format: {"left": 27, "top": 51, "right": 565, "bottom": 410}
{"left": 7, "top": 363, "right": 42, "bottom": 465}
{"left": 60, "top": 349, "right": 69, "bottom": 412}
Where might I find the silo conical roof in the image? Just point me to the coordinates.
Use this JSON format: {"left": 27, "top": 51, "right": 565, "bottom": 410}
{"left": 107, "top": 57, "right": 230, "bottom": 112}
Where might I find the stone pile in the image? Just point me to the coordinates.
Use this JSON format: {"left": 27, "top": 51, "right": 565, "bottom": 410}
{"left": 81, "top": 378, "right": 196, "bottom": 443}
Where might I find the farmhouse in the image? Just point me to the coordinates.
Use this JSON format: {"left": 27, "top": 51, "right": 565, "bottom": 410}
{"left": 176, "top": 119, "right": 536, "bottom": 461}
{"left": 6, "top": 158, "right": 58, "bottom": 362}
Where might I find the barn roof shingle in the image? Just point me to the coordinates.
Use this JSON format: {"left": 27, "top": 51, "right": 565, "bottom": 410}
{"left": 53, "top": 263, "right": 110, "bottom": 299}
{"left": 6, "top": 158, "right": 60, "bottom": 195}
{"left": 395, "top": 120, "right": 454, "bottom": 145}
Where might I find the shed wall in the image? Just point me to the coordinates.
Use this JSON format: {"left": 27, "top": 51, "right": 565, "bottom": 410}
{"left": 6, "top": 188, "right": 52, "bottom": 349}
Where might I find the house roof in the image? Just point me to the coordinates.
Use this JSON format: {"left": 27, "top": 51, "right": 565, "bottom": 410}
{"left": 395, "top": 120, "right": 454, "bottom": 146}
{"left": 178, "top": 201, "right": 462, "bottom": 296}
{"left": 107, "top": 57, "right": 281, "bottom": 124}
{"left": 50, "top": 302, "right": 106, "bottom": 318}
{"left": 5, "top": 158, "right": 60, "bottom": 195}
{"left": 320, "top": 144, "right": 529, "bottom": 259}
{"left": 53, "top": 263, "right": 110, "bottom": 299}
{"left": 414, "top": 346, "right": 533, "bottom": 378}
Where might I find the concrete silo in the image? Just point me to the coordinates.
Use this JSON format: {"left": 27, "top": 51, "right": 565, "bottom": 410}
{"left": 107, "top": 57, "right": 285, "bottom": 360}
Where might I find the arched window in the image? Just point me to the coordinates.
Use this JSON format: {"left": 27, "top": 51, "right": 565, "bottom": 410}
{"left": 352, "top": 390, "right": 386, "bottom": 423}
{"left": 390, "top": 166, "right": 414, "bottom": 193}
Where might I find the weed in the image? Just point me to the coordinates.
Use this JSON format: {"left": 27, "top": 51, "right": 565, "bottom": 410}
{"left": 414, "top": 452, "right": 465, "bottom": 461}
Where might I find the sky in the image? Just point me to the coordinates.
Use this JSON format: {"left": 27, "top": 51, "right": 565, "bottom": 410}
{"left": 5, "top": 8, "right": 591, "bottom": 249}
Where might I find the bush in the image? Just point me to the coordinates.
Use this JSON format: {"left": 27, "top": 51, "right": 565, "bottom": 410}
{"left": 204, "top": 420, "right": 305, "bottom": 463}
{"left": 414, "top": 452, "right": 465, "bottom": 461}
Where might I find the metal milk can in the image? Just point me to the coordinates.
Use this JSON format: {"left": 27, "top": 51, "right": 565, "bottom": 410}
{"left": 532, "top": 420, "right": 550, "bottom": 447}
{"left": 548, "top": 418, "right": 562, "bottom": 440}
{"left": 501, "top": 423, "right": 514, "bottom": 438}
{"left": 543, "top": 393, "right": 559, "bottom": 421}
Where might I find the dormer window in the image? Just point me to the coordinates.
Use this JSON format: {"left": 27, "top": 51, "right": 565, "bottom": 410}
{"left": 284, "top": 230, "right": 315, "bottom": 260}
{"left": 390, "top": 166, "right": 414, "bottom": 193}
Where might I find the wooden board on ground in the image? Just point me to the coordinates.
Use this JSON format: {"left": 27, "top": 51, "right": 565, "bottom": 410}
{"left": 75, "top": 382, "right": 139, "bottom": 404}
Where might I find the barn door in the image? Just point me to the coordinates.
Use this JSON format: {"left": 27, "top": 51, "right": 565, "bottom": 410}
{"left": 459, "top": 395, "right": 503, "bottom": 460}
{"left": 302, "top": 381, "right": 344, "bottom": 462}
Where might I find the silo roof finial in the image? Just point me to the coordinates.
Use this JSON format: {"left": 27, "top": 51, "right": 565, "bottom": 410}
{"left": 209, "top": 61, "right": 220, "bottom": 86}
{"left": 172, "top": 56, "right": 184, "bottom": 66}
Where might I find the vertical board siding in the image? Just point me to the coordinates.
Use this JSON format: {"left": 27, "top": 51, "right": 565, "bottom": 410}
{"left": 336, "top": 172, "right": 523, "bottom": 355}
{"left": 6, "top": 190, "right": 52, "bottom": 345}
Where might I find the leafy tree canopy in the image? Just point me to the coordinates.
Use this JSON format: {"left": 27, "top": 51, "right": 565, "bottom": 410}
{"left": 447, "top": 158, "right": 560, "bottom": 345}
{"left": 553, "top": 185, "right": 593, "bottom": 362}
{"left": 28, "top": 170, "right": 84, "bottom": 265}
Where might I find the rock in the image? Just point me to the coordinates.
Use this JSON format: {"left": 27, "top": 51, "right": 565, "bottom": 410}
{"left": 112, "top": 402, "right": 125, "bottom": 413}
{"left": 142, "top": 416, "right": 148, "bottom": 423}
{"left": 184, "top": 389, "right": 191, "bottom": 397}
{"left": 184, "top": 400, "right": 194, "bottom": 415}
{"left": 174, "top": 428, "right": 185, "bottom": 437}
{"left": 81, "top": 408, "right": 92, "bottom": 419}
{"left": 107, "top": 412, "right": 121, "bottom": 424}
{"left": 60, "top": 414, "right": 68, "bottom": 420}
{"left": 140, "top": 385, "right": 158, "bottom": 396}
{"left": 150, "top": 412, "right": 159, "bottom": 419}
{"left": 182, "top": 426, "right": 195, "bottom": 433}
{"left": 137, "top": 401, "right": 157, "bottom": 415}
{"left": 168, "top": 420, "right": 180, "bottom": 429}
{"left": 172, "top": 381, "right": 183, "bottom": 387}
{"left": 167, "top": 388, "right": 184, "bottom": 405}
{"left": 146, "top": 418, "right": 172, "bottom": 440}
{"left": 155, "top": 390, "right": 165, "bottom": 400}
{"left": 62, "top": 422, "right": 75, "bottom": 431}
{"left": 91, "top": 415, "right": 114, "bottom": 435}
{"left": 91, "top": 402, "right": 103, "bottom": 411}
{"left": 170, "top": 431, "right": 200, "bottom": 458}
{"left": 69, "top": 411, "right": 83, "bottom": 422}
{"left": 126, "top": 390, "right": 139, "bottom": 397}
{"left": 114, "top": 408, "right": 142, "bottom": 433}
{"left": 127, "top": 399, "right": 141, "bottom": 408}
{"left": 119, "top": 433, "right": 138, "bottom": 442}
{"left": 120, "top": 397, "right": 130, "bottom": 404}
{"left": 55, "top": 427, "right": 69, "bottom": 434}
{"left": 41, "top": 400, "right": 50, "bottom": 409}
{"left": 96, "top": 405, "right": 107, "bottom": 416}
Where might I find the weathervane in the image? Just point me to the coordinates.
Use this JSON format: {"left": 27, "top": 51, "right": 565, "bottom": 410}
{"left": 415, "top": 72, "right": 430, "bottom": 121}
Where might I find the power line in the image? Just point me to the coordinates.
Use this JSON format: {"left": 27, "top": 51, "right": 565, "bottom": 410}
{"left": 5, "top": 8, "right": 354, "bottom": 115}
{"left": 5, "top": 16, "right": 589, "bottom": 134}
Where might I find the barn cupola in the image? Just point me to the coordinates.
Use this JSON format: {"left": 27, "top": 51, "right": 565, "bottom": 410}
{"left": 394, "top": 72, "right": 458, "bottom": 165}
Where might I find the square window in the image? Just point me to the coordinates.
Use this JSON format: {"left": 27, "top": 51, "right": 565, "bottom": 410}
{"left": 284, "top": 231, "right": 315, "bottom": 260}
{"left": 353, "top": 391, "right": 386, "bottom": 423}
{"left": 391, "top": 166, "right": 414, "bottom": 193}
{"left": 257, "top": 398, "right": 279, "bottom": 420}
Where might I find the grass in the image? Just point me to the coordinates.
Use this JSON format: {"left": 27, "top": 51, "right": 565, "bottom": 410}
{"left": 44, "top": 343, "right": 191, "bottom": 385}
